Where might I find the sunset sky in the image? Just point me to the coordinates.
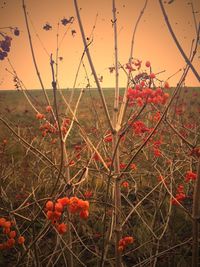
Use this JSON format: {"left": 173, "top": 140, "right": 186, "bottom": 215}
{"left": 0, "top": 0, "right": 199, "bottom": 90}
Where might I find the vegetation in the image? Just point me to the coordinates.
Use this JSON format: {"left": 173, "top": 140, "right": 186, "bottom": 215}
{"left": 0, "top": 0, "right": 200, "bottom": 266}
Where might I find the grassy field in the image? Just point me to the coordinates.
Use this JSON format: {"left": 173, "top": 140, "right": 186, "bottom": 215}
{"left": 0, "top": 86, "right": 199, "bottom": 129}
{"left": 0, "top": 87, "right": 199, "bottom": 266}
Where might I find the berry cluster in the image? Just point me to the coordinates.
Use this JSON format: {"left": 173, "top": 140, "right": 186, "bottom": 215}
{"left": 116, "top": 60, "right": 170, "bottom": 106}
{"left": 37, "top": 112, "right": 71, "bottom": 138}
{"left": 153, "top": 139, "right": 163, "bottom": 158}
{"left": 172, "top": 185, "right": 186, "bottom": 205}
{"left": 118, "top": 236, "right": 134, "bottom": 252}
{"left": 127, "top": 86, "right": 169, "bottom": 107}
{"left": 0, "top": 27, "right": 20, "bottom": 60}
{"left": 36, "top": 113, "right": 45, "bottom": 120}
{"left": 45, "top": 197, "right": 90, "bottom": 234}
{"left": 0, "top": 217, "right": 25, "bottom": 250}
{"left": 39, "top": 121, "right": 56, "bottom": 137}
{"left": 61, "top": 118, "right": 70, "bottom": 135}
{"left": 0, "top": 35, "right": 11, "bottom": 60}
{"left": 68, "top": 197, "right": 89, "bottom": 218}
{"left": 185, "top": 171, "right": 197, "bottom": 183}
{"left": 131, "top": 120, "right": 150, "bottom": 135}
{"left": 125, "top": 59, "right": 142, "bottom": 72}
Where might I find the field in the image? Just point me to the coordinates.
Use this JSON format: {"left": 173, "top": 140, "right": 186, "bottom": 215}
{"left": 0, "top": 87, "right": 199, "bottom": 266}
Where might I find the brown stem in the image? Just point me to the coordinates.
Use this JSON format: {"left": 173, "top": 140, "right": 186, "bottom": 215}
{"left": 117, "top": 0, "right": 148, "bottom": 130}
{"left": 192, "top": 158, "right": 200, "bottom": 267}
{"left": 22, "top": 0, "right": 57, "bottom": 122}
{"left": 74, "top": 0, "right": 114, "bottom": 132}
{"left": 112, "top": 1, "right": 122, "bottom": 267}
{"left": 49, "top": 55, "right": 64, "bottom": 197}
{"left": 50, "top": 55, "right": 74, "bottom": 267}
{"left": 112, "top": 1, "right": 119, "bottom": 124}
{"left": 22, "top": 1, "right": 46, "bottom": 95}
{"left": 190, "top": 2, "right": 198, "bottom": 35}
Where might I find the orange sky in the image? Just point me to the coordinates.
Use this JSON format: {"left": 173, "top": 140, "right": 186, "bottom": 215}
{"left": 0, "top": 0, "right": 199, "bottom": 89}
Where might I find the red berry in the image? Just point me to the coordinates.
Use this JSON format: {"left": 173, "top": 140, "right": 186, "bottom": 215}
{"left": 57, "top": 223, "right": 67, "bottom": 234}
{"left": 55, "top": 202, "right": 63, "bottom": 212}
{"left": 9, "top": 230, "right": 16, "bottom": 238}
{"left": 149, "top": 73, "right": 155, "bottom": 79}
{"left": 145, "top": 61, "right": 151, "bottom": 67}
{"left": 18, "top": 236, "right": 25, "bottom": 244}
{"left": 45, "top": 201, "right": 54, "bottom": 211}
{"left": 79, "top": 210, "right": 89, "bottom": 219}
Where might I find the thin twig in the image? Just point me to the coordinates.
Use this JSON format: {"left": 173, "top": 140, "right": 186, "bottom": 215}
{"left": 74, "top": 0, "right": 114, "bottom": 132}
{"left": 159, "top": 0, "right": 200, "bottom": 82}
